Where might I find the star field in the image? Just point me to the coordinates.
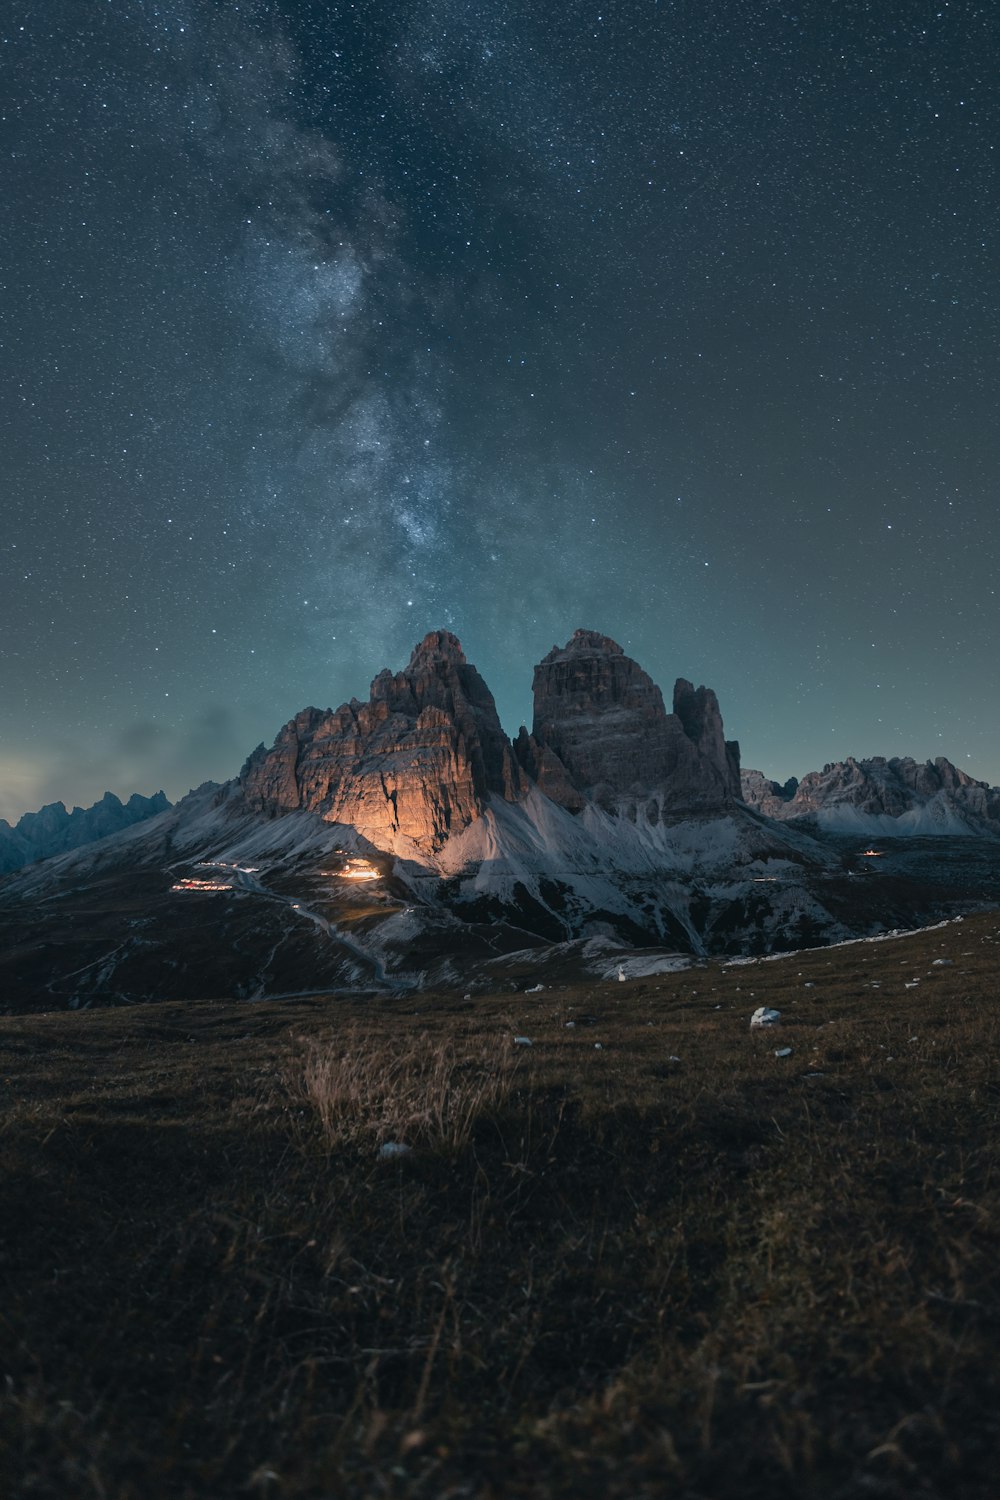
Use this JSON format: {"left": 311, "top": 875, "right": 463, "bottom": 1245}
{"left": 1, "top": 0, "right": 998, "bottom": 817}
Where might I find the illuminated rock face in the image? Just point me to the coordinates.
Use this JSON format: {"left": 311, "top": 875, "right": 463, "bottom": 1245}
{"left": 524, "top": 629, "right": 742, "bottom": 813}
{"left": 240, "top": 631, "right": 522, "bottom": 852}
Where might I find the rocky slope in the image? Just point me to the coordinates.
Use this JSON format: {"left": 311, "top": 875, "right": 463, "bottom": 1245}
{"left": 741, "top": 756, "right": 1000, "bottom": 836}
{"left": 0, "top": 789, "right": 171, "bottom": 874}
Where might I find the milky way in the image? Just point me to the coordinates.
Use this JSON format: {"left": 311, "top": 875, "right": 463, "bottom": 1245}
{"left": 2, "top": 0, "right": 998, "bottom": 817}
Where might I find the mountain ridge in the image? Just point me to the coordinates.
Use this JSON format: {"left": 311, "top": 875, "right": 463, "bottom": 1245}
{"left": 0, "top": 789, "right": 171, "bottom": 874}
{"left": 741, "top": 755, "right": 1000, "bottom": 837}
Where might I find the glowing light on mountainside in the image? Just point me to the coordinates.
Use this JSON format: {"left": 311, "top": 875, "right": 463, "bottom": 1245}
{"left": 340, "top": 859, "right": 381, "bottom": 881}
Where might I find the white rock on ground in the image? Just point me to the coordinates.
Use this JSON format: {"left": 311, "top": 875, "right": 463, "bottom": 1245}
{"left": 750, "top": 1007, "right": 782, "bottom": 1028}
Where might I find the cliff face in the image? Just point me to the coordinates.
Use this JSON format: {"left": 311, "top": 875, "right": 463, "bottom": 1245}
{"left": 240, "top": 631, "right": 521, "bottom": 852}
{"left": 524, "top": 629, "right": 741, "bottom": 813}
{"left": 741, "top": 756, "right": 1000, "bottom": 835}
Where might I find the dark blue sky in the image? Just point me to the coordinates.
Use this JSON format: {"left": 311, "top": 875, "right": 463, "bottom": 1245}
{"left": 2, "top": 0, "right": 998, "bottom": 818}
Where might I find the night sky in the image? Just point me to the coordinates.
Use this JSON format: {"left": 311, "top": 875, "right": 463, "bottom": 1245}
{"left": 2, "top": 0, "right": 998, "bottom": 820}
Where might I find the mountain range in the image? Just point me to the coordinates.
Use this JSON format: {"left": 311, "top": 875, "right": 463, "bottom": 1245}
{"left": 0, "top": 789, "right": 170, "bottom": 875}
{"left": 741, "top": 757, "right": 1000, "bottom": 836}
{"left": 2, "top": 628, "right": 998, "bottom": 1012}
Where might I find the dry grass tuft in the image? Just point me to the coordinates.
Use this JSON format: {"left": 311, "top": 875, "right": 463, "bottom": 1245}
{"left": 291, "top": 1028, "right": 518, "bottom": 1153}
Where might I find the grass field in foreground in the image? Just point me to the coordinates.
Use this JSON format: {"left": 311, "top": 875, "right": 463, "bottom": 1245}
{"left": 2, "top": 911, "right": 999, "bottom": 1498}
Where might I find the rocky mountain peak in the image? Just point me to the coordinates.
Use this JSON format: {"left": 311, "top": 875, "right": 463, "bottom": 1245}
{"left": 528, "top": 630, "right": 740, "bottom": 813}
{"left": 407, "top": 629, "right": 467, "bottom": 667}
{"left": 533, "top": 628, "right": 666, "bottom": 739}
{"left": 542, "top": 628, "right": 627, "bottom": 661}
{"left": 241, "top": 630, "right": 520, "bottom": 853}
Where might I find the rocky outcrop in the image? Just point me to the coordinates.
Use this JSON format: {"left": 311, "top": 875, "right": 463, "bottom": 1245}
{"left": 673, "top": 678, "right": 743, "bottom": 801}
{"left": 0, "top": 790, "right": 171, "bottom": 875}
{"left": 742, "top": 756, "right": 1000, "bottom": 835}
{"left": 527, "top": 629, "right": 741, "bottom": 813}
{"left": 511, "top": 727, "right": 587, "bottom": 812}
{"left": 740, "top": 770, "right": 799, "bottom": 819}
{"left": 240, "top": 631, "right": 522, "bottom": 852}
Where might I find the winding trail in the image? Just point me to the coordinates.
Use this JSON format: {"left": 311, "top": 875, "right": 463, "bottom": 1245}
{"left": 235, "top": 869, "right": 416, "bottom": 991}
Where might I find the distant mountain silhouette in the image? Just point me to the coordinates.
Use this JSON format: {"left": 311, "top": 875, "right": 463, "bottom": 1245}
{"left": 742, "top": 757, "right": 1000, "bottom": 837}
{"left": 0, "top": 789, "right": 171, "bottom": 873}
